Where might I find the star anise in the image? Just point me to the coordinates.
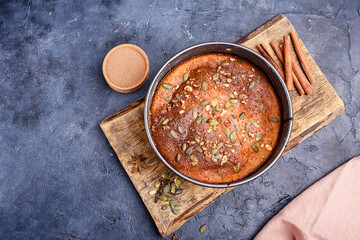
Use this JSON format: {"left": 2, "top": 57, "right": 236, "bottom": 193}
{"left": 128, "top": 151, "right": 146, "bottom": 174}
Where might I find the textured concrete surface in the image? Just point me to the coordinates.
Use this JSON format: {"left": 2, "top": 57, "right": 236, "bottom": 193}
{"left": 0, "top": 0, "right": 359, "bottom": 239}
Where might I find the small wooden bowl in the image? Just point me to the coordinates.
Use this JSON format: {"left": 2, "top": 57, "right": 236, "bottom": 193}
{"left": 102, "top": 44, "right": 149, "bottom": 93}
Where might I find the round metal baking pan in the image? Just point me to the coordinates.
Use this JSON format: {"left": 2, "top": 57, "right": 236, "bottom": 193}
{"left": 144, "top": 42, "right": 292, "bottom": 188}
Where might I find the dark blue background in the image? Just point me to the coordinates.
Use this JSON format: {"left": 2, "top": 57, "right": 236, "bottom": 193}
{"left": 0, "top": 0, "right": 359, "bottom": 239}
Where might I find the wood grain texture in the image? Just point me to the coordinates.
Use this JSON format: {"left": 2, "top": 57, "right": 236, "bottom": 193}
{"left": 100, "top": 14, "right": 344, "bottom": 237}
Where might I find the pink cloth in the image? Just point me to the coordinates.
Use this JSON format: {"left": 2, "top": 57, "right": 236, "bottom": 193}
{"left": 255, "top": 155, "right": 360, "bottom": 240}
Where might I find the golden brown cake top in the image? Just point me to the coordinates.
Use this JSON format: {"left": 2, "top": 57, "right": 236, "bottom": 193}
{"left": 150, "top": 53, "right": 281, "bottom": 184}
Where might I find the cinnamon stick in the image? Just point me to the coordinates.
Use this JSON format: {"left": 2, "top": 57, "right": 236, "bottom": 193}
{"left": 290, "top": 31, "right": 316, "bottom": 84}
{"left": 256, "top": 44, "right": 285, "bottom": 80}
{"left": 268, "top": 42, "right": 305, "bottom": 96}
{"left": 284, "top": 35, "right": 295, "bottom": 90}
{"left": 280, "top": 44, "right": 313, "bottom": 95}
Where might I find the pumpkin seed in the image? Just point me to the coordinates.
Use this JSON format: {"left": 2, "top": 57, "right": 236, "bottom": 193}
{"left": 178, "top": 126, "right": 184, "bottom": 134}
{"left": 155, "top": 179, "right": 161, "bottom": 188}
{"left": 190, "top": 155, "right": 198, "bottom": 166}
{"left": 162, "top": 83, "right": 173, "bottom": 89}
{"left": 234, "top": 124, "right": 241, "bottom": 132}
{"left": 174, "top": 205, "right": 182, "bottom": 211}
{"left": 237, "top": 59, "right": 243, "bottom": 63}
{"left": 196, "top": 116, "right": 203, "bottom": 124}
{"left": 162, "top": 94, "right": 171, "bottom": 101}
{"left": 199, "top": 100, "right": 208, "bottom": 106}
{"left": 168, "top": 121, "right": 174, "bottom": 126}
{"left": 239, "top": 112, "right": 245, "bottom": 118}
{"left": 194, "top": 134, "right": 200, "bottom": 142}
{"left": 192, "top": 110, "right": 197, "bottom": 120}
{"left": 175, "top": 93, "right": 181, "bottom": 101}
{"left": 229, "top": 98, "right": 238, "bottom": 104}
{"left": 169, "top": 200, "right": 175, "bottom": 209}
{"left": 220, "top": 61, "right": 229, "bottom": 66}
{"left": 271, "top": 117, "right": 280, "bottom": 123}
{"left": 183, "top": 72, "right": 189, "bottom": 81}
{"left": 170, "top": 182, "right": 176, "bottom": 194}
{"left": 265, "top": 144, "right": 273, "bottom": 150}
{"left": 175, "top": 189, "right": 183, "bottom": 195}
{"left": 211, "top": 148, "right": 218, "bottom": 154}
{"left": 211, "top": 98, "right": 218, "bottom": 107}
{"left": 162, "top": 118, "right": 169, "bottom": 125}
{"left": 224, "top": 143, "right": 233, "bottom": 148}
{"left": 225, "top": 128, "right": 230, "bottom": 137}
{"left": 174, "top": 178, "right": 181, "bottom": 188}
{"left": 214, "top": 105, "right": 222, "bottom": 112}
{"left": 163, "top": 184, "right": 170, "bottom": 194}
{"left": 200, "top": 224, "right": 207, "bottom": 233}
{"left": 256, "top": 75, "right": 261, "bottom": 83}
{"left": 255, "top": 134, "right": 263, "bottom": 142}
{"left": 201, "top": 81, "right": 208, "bottom": 91}
{"left": 202, "top": 117, "right": 210, "bottom": 123}
{"left": 195, "top": 146, "right": 203, "bottom": 153}
{"left": 225, "top": 101, "right": 231, "bottom": 109}
{"left": 176, "top": 154, "right": 181, "bottom": 162}
{"left": 149, "top": 190, "right": 157, "bottom": 195}
{"left": 159, "top": 117, "right": 165, "bottom": 125}
{"left": 162, "top": 172, "right": 170, "bottom": 178}
{"left": 253, "top": 121, "right": 260, "bottom": 128}
{"left": 239, "top": 94, "right": 247, "bottom": 99}
{"left": 260, "top": 104, "right": 264, "bottom": 111}
{"left": 161, "top": 205, "right": 168, "bottom": 210}
{"left": 170, "top": 130, "right": 178, "bottom": 138}
{"left": 190, "top": 155, "right": 198, "bottom": 163}
{"left": 248, "top": 81, "right": 255, "bottom": 90}
{"left": 159, "top": 195, "right": 167, "bottom": 201}
{"left": 159, "top": 195, "right": 171, "bottom": 201}
{"left": 228, "top": 92, "right": 235, "bottom": 98}
{"left": 230, "top": 132, "right": 236, "bottom": 141}
{"left": 245, "top": 124, "right": 249, "bottom": 131}
{"left": 182, "top": 143, "right": 187, "bottom": 152}
{"left": 252, "top": 145, "right": 259, "bottom": 152}
{"left": 185, "top": 147, "right": 193, "bottom": 155}
{"left": 232, "top": 115, "right": 237, "bottom": 119}
{"left": 233, "top": 167, "right": 239, "bottom": 173}
{"left": 209, "top": 119, "right": 218, "bottom": 126}
{"left": 197, "top": 67, "right": 203, "bottom": 72}
{"left": 212, "top": 73, "right": 219, "bottom": 80}
{"left": 171, "top": 208, "right": 178, "bottom": 215}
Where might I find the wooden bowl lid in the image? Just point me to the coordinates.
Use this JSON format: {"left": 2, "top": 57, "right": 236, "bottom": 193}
{"left": 102, "top": 44, "right": 149, "bottom": 93}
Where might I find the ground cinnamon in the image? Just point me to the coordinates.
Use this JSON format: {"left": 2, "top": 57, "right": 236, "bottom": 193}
{"left": 256, "top": 44, "right": 285, "bottom": 80}
{"left": 268, "top": 42, "right": 305, "bottom": 96}
{"left": 284, "top": 35, "right": 295, "bottom": 90}
{"left": 280, "top": 44, "right": 313, "bottom": 95}
{"left": 290, "top": 31, "right": 316, "bottom": 84}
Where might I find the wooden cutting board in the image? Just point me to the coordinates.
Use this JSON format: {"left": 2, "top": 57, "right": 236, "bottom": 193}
{"left": 100, "top": 14, "right": 344, "bottom": 237}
